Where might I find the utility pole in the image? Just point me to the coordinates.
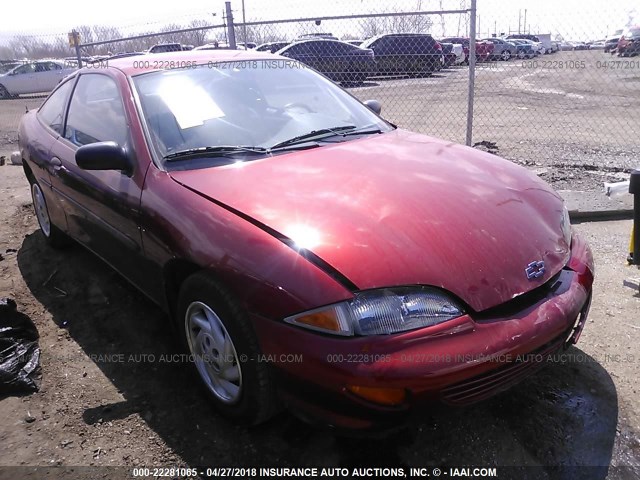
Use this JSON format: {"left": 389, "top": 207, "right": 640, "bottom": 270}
{"left": 518, "top": 10, "right": 521, "bottom": 34}
{"left": 524, "top": 9, "right": 528, "bottom": 33}
{"left": 225, "top": 1, "right": 236, "bottom": 49}
{"left": 241, "top": 0, "right": 248, "bottom": 49}
{"left": 466, "top": 0, "right": 477, "bottom": 147}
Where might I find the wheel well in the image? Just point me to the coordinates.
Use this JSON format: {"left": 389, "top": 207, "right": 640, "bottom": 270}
{"left": 163, "top": 259, "right": 202, "bottom": 316}
{"left": 23, "top": 161, "right": 35, "bottom": 184}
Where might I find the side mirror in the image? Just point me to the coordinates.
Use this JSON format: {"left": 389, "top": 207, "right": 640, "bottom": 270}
{"left": 364, "top": 99, "right": 382, "bottom": 115}
{"left": 76, "top": 141, "right": 133, "bottom": 175}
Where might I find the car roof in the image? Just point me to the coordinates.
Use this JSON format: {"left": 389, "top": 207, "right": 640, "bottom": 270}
{"left": 103, "top": 49, "right": 280, "bottom": 76}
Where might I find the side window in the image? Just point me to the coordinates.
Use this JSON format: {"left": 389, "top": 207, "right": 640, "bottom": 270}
{"left": 38, "top": 79, "right": 74, "bottom": 135}
{"left": 64, "top": 74, "right": 128, "bottom": 148}
{"left": 14, "top": 63, "right": 35, "bottom": 75}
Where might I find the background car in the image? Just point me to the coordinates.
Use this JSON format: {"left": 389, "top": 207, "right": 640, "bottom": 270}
{"left": 297, "top": 33, "right": 338, "bottom": 40}
{"left": 148, "top": 43, "right": 189, "bottom": 54}
{"left": 0, "top": 60, "right": 76, "bottom": 99}
{"left": 617, "top": 26, "right": 640, "bottom": 57}
{"left": 604, "top": 29, "right": 624, "bottom": 53}
{"left": 361, "top": 33, "right": 443, "bottom": 76}
{"left": 508, "top": 38, "right": 544, "bottom": 55}
{"left": 505, "top": 33, "right": 554, "bottom": 54}
{"left": 105, "top": 52, "right": 145, "bottom": 60}
{"left": 481, "top": 38, "right": 516, "bottom": 61}
{"left": 255, "top": 41, "right": 289, "bottom": 53}
{"left": 571, "top": 41, "right": 590, "bottom": 51}
{"left": 440, "top": 42, "right": 456, "bottom": 67}
{"left": 587, "top": 40, "right": 606, "bottom": 50}
{"left": 440, "top": 37, "right": 495, "bottom": 63}
{"left": 276, "top": 39, "right": 376, "bottom": 84}
{"left": 508, "top": 39, "right": 536, "bottom": 59}
{"left": 194, "top": 42, "right": 235, "bottom": 51}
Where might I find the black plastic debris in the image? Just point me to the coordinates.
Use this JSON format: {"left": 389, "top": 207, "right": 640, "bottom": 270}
{"left": 0, "top": 298, "right": 41, "bottom": 395}
{"left": 473, "top": 140, "right": 499, "bottom": 155}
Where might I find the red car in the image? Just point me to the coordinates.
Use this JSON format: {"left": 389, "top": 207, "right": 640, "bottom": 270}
{"left": 19, "top": 50, "right": 593, "bottom": 430}
{"left": 440, "top": 37, "right": 495, "bottom": 63}
{"left": 617, "top": 26, "right": 640, "bottom": 56}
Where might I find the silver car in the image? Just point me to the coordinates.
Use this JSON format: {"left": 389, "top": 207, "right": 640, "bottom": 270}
{"left": 481, "top": 38, "right": 517, "bottom": 61}
{"left": 0, "top": 60, "right": 76, "bottom": 99}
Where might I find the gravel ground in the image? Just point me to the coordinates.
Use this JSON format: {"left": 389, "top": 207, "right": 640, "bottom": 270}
{"left": 0, "top": 49, "right": 639, "bottom": 479}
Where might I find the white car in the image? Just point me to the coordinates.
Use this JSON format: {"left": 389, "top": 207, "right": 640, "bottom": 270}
{"left": 0, "top": 60, "right": 76, "bottom": 99}
{"left": 452, "top": 44, "right": 465, "bottom": 64}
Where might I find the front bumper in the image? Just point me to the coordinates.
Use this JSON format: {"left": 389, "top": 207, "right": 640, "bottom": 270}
{"left": 252, "top": 233, "right": 594, "bottom": 430}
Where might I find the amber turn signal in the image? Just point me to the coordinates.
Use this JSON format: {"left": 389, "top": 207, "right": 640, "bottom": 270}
{"left": 345, "top": 385, "right": 407, "bottom": 406}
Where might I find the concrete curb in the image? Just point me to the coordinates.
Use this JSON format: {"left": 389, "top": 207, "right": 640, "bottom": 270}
{"left": 569, "top": 209, "right": 634, "bottom": 223}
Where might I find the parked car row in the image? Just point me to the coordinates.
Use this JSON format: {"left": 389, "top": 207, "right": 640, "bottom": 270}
{"left": 0, "top": 31, "right": 568, "bottom": 99}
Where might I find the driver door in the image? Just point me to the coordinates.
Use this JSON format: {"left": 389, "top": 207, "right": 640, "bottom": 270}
{"left": 47, "top": 72, "right": 148, "bottom": 288}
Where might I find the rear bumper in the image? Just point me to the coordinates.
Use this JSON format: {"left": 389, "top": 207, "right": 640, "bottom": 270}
{"left": 252, "top": 233, "right": 594, "bottom": 430}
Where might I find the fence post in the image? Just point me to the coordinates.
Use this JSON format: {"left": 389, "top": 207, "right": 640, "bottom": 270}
{"left": 630, "top": 170, "right": 640, "bottom": 265}
{"left": 72, "top": 30, "right": 83, "bottom": 68}
{"left": 465, "top": 0, "right": 477, "bottom": 146}
{"left": 225, "top": 1, "right": 237, "bottom": 49}
{"left": 241, "top": 0, "right": 248, "bottom": 49}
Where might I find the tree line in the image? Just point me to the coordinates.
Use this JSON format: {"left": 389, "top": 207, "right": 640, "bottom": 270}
{"left": 0, "top": 14, "right": 434, "bottom": 60}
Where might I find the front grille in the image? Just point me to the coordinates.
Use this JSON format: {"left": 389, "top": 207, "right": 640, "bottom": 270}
{"left": 474, "top": 269, "right": 565, "bottom": 320}
{"left": 440, "top": 327, "right": 571, "bottom": 406}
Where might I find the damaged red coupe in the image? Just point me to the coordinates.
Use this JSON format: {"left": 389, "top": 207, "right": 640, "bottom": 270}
{"left": 19, "top": 50, "right": 594, "bottom": 430}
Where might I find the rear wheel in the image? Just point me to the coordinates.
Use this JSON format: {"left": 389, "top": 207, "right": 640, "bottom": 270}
{"left": 29, "top": 180, "right": 69, "bottom": 248}
{"left": 501, "top": 50, "right": 511, "bottom": 61}
{"left": 177, "top": 272, "right": 279, "bottom": 425}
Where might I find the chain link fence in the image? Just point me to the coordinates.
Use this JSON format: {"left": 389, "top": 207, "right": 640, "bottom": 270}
{"left": 1, "top": 0, "right": 639, "bottom": 192}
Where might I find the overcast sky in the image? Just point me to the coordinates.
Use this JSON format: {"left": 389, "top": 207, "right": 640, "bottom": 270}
{"left": 2, "top": 0, "right": 638, "bottom": 41}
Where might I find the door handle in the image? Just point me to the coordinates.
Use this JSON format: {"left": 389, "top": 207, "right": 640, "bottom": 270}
{"left": 49, "top": 156, "right": 63, "bottom": 174}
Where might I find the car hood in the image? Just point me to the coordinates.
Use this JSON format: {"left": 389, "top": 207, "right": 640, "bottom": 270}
{"left": 169, "top": 129, "right": 570, "bottom": 312}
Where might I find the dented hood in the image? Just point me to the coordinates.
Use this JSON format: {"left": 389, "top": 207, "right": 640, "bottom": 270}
{"left": 169, "top": 129, "right": 570, "bottom": 312}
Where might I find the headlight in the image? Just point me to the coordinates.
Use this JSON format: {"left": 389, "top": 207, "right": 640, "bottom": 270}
{"left": 284, "top": 287, "right": 465, "bottom": 336}
{"left": 561, "top": 204, "right": 572, "bottom": 246}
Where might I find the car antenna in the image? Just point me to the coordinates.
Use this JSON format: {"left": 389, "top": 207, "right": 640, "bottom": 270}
{"left": 25, "top": 105, "right": 29, "bottom": 113}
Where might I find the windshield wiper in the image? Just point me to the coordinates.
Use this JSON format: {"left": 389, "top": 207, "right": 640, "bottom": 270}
{"left": 269, "top": 125, "right": 357, "bottom": 150}
{"left": 340, "top": 126, "right": 385, "bottom": 137}
{"left": 163, "top": 145, "right": 269, "bottom": 161}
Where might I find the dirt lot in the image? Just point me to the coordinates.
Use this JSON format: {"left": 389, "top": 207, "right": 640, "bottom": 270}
{"left": 0, "top": 162, "right": 639, "bottom": 478}
{"left": 0, "top": 49, "right": 639, "bottom": 478}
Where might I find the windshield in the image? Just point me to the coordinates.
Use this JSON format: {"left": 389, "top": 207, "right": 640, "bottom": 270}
{"left": 624, "top": 28, "right": 640, "bottom": 38}
{"left": 133, "top": 61, "right": 391, "bottom": 164}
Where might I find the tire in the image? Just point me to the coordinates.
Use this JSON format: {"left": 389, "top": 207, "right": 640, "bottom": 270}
{"left": 29, "top": 179, "right": 70, "bottom": 248}
{"left": 517, "top": 50, "right": 525, "bottom": 59}
{"left": 0, "top": 84, "right": 11, "bottom": 100}
{"left": 177, "top": 272, "right": 279, "bottom": 425}
{"left": 501, "top": 50, "right": 511, "bottom": 61}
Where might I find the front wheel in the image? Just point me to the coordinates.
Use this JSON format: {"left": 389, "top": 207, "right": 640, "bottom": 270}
{"left": 177, "top": 272, "right": 279, "bottom": 425}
